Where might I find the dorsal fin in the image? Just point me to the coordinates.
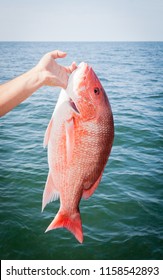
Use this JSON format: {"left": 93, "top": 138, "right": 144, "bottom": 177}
{"left": 42, "top": 172, "right": 59, "bottom": 212}
{"left": 43, "top": 117, "right": 53, "bottom": 148}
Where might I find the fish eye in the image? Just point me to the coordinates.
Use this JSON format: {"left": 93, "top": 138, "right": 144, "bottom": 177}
{"left": 94, "top": 87, "right": 100, "bottom": 95}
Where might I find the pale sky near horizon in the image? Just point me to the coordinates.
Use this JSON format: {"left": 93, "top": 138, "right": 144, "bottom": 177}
{"left": 0, "top": 0, "right": 163, "bottom": 41}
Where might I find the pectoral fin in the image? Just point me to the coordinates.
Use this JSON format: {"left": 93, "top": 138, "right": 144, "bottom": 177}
{"left": 65, "top": 117, "right": 75, "bottom": 164}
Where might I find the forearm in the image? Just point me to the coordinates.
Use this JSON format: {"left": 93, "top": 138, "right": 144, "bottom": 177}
{"left": 0, "top": 67, "right": 44, "bottom": 117}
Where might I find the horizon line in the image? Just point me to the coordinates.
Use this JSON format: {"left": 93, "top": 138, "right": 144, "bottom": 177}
{"left": 0, "top": 40, "right": 163, "bottom": 43}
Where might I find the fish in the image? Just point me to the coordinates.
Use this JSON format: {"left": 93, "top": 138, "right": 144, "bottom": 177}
{"left": 42, "top": 62, "right": 114, "bottom": 243}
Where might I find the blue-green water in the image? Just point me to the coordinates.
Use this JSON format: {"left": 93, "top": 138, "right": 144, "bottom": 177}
{"left": 0, "top": 42, "right": 163, "bottom": 260}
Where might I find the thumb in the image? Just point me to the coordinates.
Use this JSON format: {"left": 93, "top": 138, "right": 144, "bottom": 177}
{"left": 50, "top": 50, "right": 67, "bottom": 59}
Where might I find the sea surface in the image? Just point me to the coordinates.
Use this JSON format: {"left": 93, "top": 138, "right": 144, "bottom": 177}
{"left": 0, "top": 42, "right": 163, "bottom": 260}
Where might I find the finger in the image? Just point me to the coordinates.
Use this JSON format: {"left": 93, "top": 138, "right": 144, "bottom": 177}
{"left": 50, "top": 50, "right": 67, "bottom": 59}
{"left": 65, "top": 61, "right": 77, "bottom": 74}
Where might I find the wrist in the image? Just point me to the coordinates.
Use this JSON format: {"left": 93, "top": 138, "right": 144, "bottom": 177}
{"left": 30, "top": 66, "right": 45, "bottom": 87}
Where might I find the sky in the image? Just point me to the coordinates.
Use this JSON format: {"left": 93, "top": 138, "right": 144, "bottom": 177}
{"left": 0, "top": 0, "right": 163, "bottom": 41}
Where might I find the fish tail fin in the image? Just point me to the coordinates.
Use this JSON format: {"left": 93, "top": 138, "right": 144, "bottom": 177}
{"left": 45, "top": 210, "right": 83, "bottom": 243}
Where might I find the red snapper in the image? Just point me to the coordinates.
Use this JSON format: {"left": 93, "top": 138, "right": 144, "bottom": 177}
{"left": 42, "top": 62, "right": 114, "bottom": 243}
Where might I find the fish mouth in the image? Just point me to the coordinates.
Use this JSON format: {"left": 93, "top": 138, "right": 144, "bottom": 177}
{"left": 69, "top": 98, "right": 80, "bottom": 114}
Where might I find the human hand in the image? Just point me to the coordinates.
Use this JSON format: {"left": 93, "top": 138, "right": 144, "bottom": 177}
{"left": 36, "top": 50, "right": 77, "bottom": 89}
{"left": 0, "top": 50, "right": 77, "bottom": 116}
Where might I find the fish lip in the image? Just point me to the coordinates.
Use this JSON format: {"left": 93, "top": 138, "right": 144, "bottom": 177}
{"left": 69, "top": 98, "right": 80, "bottom": 114}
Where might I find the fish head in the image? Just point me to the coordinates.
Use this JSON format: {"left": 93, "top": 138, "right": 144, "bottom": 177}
{"left": 66, "top": 62, "right": 109, "bottom": 121}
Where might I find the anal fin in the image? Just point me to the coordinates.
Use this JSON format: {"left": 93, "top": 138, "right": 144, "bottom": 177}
{"left": 82, "top": 172, "right": 103, "bottom": 199}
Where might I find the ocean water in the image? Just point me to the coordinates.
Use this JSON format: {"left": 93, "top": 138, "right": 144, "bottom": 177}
{"left": 0, "top": 42, "right": 163, "bottom": 260}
